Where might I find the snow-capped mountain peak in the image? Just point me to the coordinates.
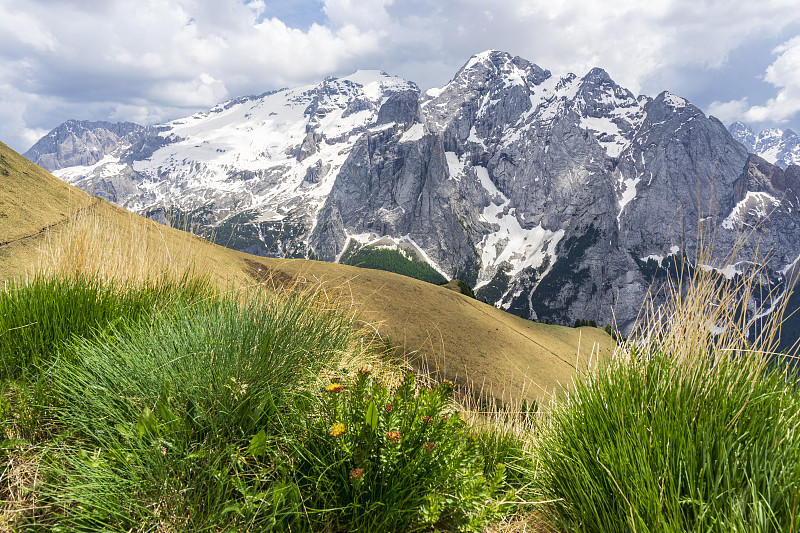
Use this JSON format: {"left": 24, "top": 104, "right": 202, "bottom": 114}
{"left": 728, "top": 121, "right": 800, "bottom": 168}
{"left": 25, "top": 52, "right": 800, "bottom": 338}
{"left": 47, "top": 70, "right": 419, "bottom": 256}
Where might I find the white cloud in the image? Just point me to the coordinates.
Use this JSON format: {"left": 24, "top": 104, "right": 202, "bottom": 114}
{"left": 707, "top": 98, "right": 750, "bottom": 125}
{"left": 2, "top": 0, "right": 800, "bottom": 152}
{"left": 323, "top": 0, "right": 395, "bottom": 28}
{"left": 392, "top": 0, "right": 800, "bottom": 96}
{"left": 743, "top": 35, "right": 800, "bottom": 124}
{"left": 703, "top": 34, "right": 800, "bottom": 128}
{"left": 0, "top": 0, "right": 385, "bottom": 151}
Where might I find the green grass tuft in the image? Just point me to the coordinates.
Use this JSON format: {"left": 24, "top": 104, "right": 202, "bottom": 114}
{"left": 0, "top": 275, "right": 211, "bottom": 380}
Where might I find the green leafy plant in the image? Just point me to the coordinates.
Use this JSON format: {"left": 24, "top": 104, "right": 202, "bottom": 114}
{"left": 286, "top": 371, "right": 511, "bottom": 531}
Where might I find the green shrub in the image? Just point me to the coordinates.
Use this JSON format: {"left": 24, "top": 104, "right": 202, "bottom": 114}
{"left": 439, "top": 279, "right": 477, "bottom": 299}
{"left": 0, "top": 275, "right": 209, "bottom": 380}
{"left": 286, "top": 371, "right": 511, "bottom": 531}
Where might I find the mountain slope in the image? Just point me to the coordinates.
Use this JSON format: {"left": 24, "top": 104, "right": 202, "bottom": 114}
{"left": 2, "top": 141, "right": 613, "bottom": 401}
{"left": 0, "top": 140, "right": 95, "bottom": 244}
{"left": 25, "top": 51, "right": 800, "bottom": 337}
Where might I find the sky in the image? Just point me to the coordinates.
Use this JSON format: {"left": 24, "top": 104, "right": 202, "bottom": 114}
{"left": 2, "top": 0, "right": 800, "bottom": 154}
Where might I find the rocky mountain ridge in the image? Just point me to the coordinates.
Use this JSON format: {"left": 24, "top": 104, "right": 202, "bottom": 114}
{"left": 24, "top": 51, "right": 800, "bottom": 335}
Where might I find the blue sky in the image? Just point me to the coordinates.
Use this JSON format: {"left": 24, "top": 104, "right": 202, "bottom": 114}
{"left": 1, "top": 0, "right": 799, "bottom": 153}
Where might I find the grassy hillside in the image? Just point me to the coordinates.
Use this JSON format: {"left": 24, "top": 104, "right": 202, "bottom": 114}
{"left": 0, "top": 141, "right": 94, "bottom": 244}
{"left": 0, "top": 142, "right": 614, "bottom": 403}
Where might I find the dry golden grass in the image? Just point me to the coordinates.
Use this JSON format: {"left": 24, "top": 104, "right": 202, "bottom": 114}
{"left": 0, "top": 141, "right": 615, "bottom": 403}
{"left": 245, "top": 258, "right": 614, "bottom": 402}
{"left": 0, "top": 141, "right": 94, "bottom": 244}
{"left": 0, "top": 448, "right": 43, "bottom": 533}
{"left": 626, "top": 221, "right": 798, "bottom": 368}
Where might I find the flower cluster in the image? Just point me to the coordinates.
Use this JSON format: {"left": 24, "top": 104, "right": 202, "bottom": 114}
{"left": 305, "top": 369, "right": 504, "bottom": 531}
{"left": 228, "top": 376, "right": 248, "bottom": 397}
{"left": 325, "top": 382, "right": 343, "bottom": 394}
{"left": 439, "top": 379, "right": 454, "bottom": 396}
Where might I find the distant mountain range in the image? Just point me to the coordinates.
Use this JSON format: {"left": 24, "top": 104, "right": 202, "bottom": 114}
{"left": 728, "top": 122, "right": 800, "bottom": 169}
{"left": 24, "top": 50, "right": 800, "bottom": 339}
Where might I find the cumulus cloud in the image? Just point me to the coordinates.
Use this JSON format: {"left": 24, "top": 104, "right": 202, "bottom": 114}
{"left": 2, "top": 0, "right": 800, "bottom": 152}
{"left": 0, "top": 0, "right": 385, "bottom": 151}
{"left": 706, "top": 35, "right": 800, "bottom": 128}
{"left": 373, "top": 0, "right": 800, "bottom": 96}
{"left": 743, "top": 35, "right": 800, "bottom": 124}
{"left": 706, "top": 98, "right": 750, "bottom": 125}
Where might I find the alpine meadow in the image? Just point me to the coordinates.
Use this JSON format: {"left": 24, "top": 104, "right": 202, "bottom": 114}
{"left": 2, "top": 10, "right": 800, "bottom": 530}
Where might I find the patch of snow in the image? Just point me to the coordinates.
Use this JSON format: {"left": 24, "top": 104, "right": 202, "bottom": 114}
{"left": 639, "top": 245, "right": 680, "bottom": 267}
{"left": 722, "top": 191, "right": 781, "bottom": 230}
{"left": 467, "top": 125, "right": 487, "bottom": 148}
{"left": 53, "top": 154, "right": 121, "bottom": 183}
{"left": 701, "top": 263, "right": 741, "bottom": 280}
{"left": 640, "top": 254, "right": 665, "bottom": 266}
{"left": 617, "top": 176, "right": 641, "bottom": 223}
{"left": 462, "top": 50, "right": 495, "bottom": 71}
{"left": 580, "top": 116, "right": 627, "bottom": 157}
{"left": 399, "top": 123, "right": 424, "bottom": 143}
{"left": 474, "top": 166, "right": 501, "bottom": 199}
{"left": 781, "top": 252, "right": 800, "bottom": 276}
{"left": 445, "top": 151, "right": 464, "bottom": 180}
{"left": 663, "top": 92, "right": 687, "bottom": 109}
{"left": 470, "top": 164, "right": 565, "bottom": 290}
{"left": 425, "top": 87, "right": 444, "bottom": 98}
{"left": 369, "top": 123, "right": 395, "bottom": 133}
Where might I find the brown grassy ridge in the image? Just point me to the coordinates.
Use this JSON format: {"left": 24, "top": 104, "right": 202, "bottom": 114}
{"left": 0, "top": 141, "right": 615, "bottom": 402}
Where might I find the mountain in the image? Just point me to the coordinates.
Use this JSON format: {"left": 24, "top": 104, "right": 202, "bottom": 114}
{"left": 24, "top": 51, "right": 800, "bottom": 337}
{"left": 26, "top": 72, "right": 418, "bottom": 258}
{"left": 3, "top": 139, "right": 615, "bottom": 402}
{"left": 729, "top": 122, "right": 800, "bottom": 168}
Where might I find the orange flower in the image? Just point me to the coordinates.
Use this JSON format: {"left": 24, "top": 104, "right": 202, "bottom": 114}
{"left": 385, "top": 430, "right": 401, "bottom": 443}
{"left": 325, "top": 383, "right": 343, "bottom": 393}
{"left": 350, "top": 467, "right": 364, "bottom": 479}
{"left": 329, "top": 423, "right": 345, "bottom": 437}
{"left": 424, "top": 442, "right": 435, "bottom": 451}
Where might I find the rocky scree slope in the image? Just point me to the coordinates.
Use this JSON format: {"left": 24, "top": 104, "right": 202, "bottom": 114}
{"left": 25, "top": 51, "right": 800, "bottom": 334}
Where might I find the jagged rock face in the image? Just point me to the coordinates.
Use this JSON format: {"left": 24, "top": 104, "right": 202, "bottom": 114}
{"left": 24, "top": 51, "right": 800, "bottom": 334}
{"left": 724, "top": 155, "right": 800, "bottom": 270}
{"left": 729, "top": 122, "right": 800, "bottom": 168}
{"left": 25, "top": 120, "right": 160, "bottom": 171}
